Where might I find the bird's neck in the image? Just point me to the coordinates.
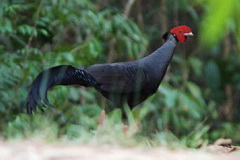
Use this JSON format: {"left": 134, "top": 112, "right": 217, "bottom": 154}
{"left": 143, "top": 34, "right": 177, "bottom": 81}
{"left": 144, "top": 34, "right": 177, "bottom": 64}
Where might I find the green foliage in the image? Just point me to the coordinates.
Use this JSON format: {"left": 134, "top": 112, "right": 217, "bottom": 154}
{"left": 1, "top": 0, "right": 240, "bottom": 148}
{"left": 143, "top": 83, "right": 207, "bottom": 135}
{"left": 200, "top": 0, "right": 237, "bottom": 48}
{"left": 5, "top": 114, "right": 58, "bottom": 140}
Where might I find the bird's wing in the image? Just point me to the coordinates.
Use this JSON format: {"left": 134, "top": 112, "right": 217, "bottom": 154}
{"left": 26, "top": 65, "right": 97, "bottom": 114}
{"left": 86, "top": 62, "right": 149, "bottom": 93}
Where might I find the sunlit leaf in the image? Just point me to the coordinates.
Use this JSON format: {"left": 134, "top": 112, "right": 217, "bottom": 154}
{"left": 200, "top": 0, "right": 237, "bottom": 48}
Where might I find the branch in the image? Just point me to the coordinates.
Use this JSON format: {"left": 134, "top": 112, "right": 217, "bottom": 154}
{"left": 160, "top": 0, "right": 168, "bottom": 32}
{"left": 107, "top": 38, "right": 116, "bottom": 63}
{"left": 124, "top": 0, "right": 136, "bottom": 17}
{"left": 25, "top": 0, "right": 43, "bottom": 49}
{"left": 136, "top": 0, "right": 144, "bottom": 31}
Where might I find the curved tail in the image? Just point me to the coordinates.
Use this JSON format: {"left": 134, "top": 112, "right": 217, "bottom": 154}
{"left": 26, "top": 65, "right": 97, "bottom": 114}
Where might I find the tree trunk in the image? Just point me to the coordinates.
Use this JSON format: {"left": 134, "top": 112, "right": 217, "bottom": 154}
{"left": 124, "top": 0, "right": 136, "bottom": 17}
{"left": 223, "top": 30, "right": 233, "bottom": 121}
{"left": 136, "top": 0, "right": 144, "bottom": 31}
{"left": 160, "top": 0, "right": 167, "bottom": 32}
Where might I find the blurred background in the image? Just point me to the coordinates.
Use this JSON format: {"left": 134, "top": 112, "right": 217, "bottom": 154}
{"left": 0, "top": 0, "right": 240, "bottom": 147}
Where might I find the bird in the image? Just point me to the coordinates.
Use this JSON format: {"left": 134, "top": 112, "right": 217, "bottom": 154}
{"left": 26, "top": 25, "right": 193, "bottom": 114}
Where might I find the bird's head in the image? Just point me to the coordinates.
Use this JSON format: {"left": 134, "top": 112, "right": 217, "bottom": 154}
{"left": 162, "top": 25, "right": 193, "bottom": 43}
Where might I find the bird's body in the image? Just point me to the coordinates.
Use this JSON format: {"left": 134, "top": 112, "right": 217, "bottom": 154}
{"left": 26, "top": 26, "right": 193, "bottom": 114}
{"left": 86, "top": 35, "right": 177, "bottom": 107}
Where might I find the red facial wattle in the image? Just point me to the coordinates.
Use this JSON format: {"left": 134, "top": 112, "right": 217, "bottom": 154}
{"left": 170, "top": 25, "right": 192, "bottom": 43}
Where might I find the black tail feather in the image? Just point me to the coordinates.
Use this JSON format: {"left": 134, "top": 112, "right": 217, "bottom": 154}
{"left": 26, "top": 65, "right": 97, "bottom": 114}
{"left": 26, "top": 68, "right": 55, "bottom": 114}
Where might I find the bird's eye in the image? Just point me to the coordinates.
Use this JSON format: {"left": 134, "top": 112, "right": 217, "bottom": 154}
{"left": 178, "top": 30, "right": 182, "bottom": 33}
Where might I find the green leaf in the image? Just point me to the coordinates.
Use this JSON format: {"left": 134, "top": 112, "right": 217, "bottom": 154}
{"left": 39, "top": 29, "right": 49, "bottom": 37}
{"left": 200, "top": 0, "right": 237, "bottom": 48}
{"left": 109, "top": 109, "right": 122, "bottom": 124}
{"left": 159, "top": 84, "right": 178, "bottom": 108}
{"left": 188, "top": 57, "right": 203, "bottom": 77}
{"left": 0, "top": 18, "right": 13, "bottom": 34}
{"left": 186, "top": 82, "right": 202, "bottom": 99}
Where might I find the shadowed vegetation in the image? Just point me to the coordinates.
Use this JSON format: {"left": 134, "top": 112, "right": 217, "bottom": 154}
{"left": 1, "top": 0, "right": 240, "bottom": 148}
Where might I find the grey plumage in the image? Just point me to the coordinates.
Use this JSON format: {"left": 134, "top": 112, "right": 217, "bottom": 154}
{"left": 26, "top": 34, "right": 177, "bottom": 113}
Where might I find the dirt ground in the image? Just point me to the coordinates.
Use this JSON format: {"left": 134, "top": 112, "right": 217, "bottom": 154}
{"left": 1, "top": 140, "right": 240, "bottom": 160}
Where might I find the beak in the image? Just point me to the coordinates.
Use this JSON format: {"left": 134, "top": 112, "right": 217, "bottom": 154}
{"left": 184, "top": 32, "right": 194, "bottom": 36}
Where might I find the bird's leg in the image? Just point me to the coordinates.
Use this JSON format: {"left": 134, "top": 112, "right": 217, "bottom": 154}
{"left": 98, "top": 109, "right": 106, "bottom": 126}
{"left": 94, "top": 109, "right": 106, "bottom": 138}
{"left": 122, "top": 124, "right": 129, "bottom": 136}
